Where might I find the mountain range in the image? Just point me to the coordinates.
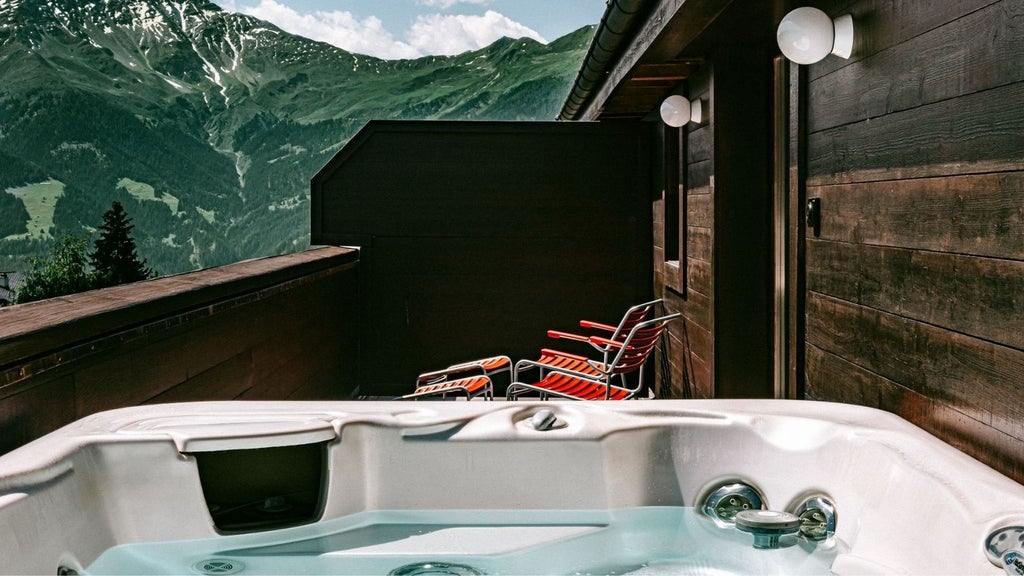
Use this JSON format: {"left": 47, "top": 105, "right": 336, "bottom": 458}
{"left": 0, "top": 0, "right": 592, "bottom": 275}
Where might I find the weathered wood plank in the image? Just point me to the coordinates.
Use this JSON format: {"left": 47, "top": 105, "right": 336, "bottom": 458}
{"left": 250, "top": 318, "right": 319, "bottom": 383}
{"left": 0, "top": 376, "right": 75, "bottom": 455}
{"left": 687, "top": 256, "right": 711, "bottom": 298}
{"left": 688, "top": 158, "right": 713, "bottom": 190}
{"left": 805, "top": 343, "right": 885, "bottom": 407}
{"left": 809, "top": 0, "right": 1022, "bottom": 131}
{"left": 807, "top": 82, "right": 1024, "bottom": 185}
{"left": 806, "top": 343, "right": 1023, "bottom": 484}
{"left": 688, "top": 226, "right": 712, "bottom": 262}
{"left": 654, "top": 249, "right": 667, "bottom": 285}
{"left": 808, "top": 240, "right": 1024, "bottom": 350}
{"left": 653, "top": 198, "right": 665, "bottom": 227}
{"left": 664, "top": 323, "right": 707, "bottom": 398}
{"left": 662, "top": 332, "right": 686, "bottom": 398}
{"left": 914, "top": 394, "right": 1024, "bottom": 485}
{"left": 682, "top": 285, "right": 711, "bottom": 332}
{"left": 663, "top": 289, "right": 712, "bottom": 397}
{"left": 809, "top": 172, "right": 1024, "bottom": 259}
{"left": 662, "top": 315, "right": 711, "bottom": 399}
{"left": 687, "top": 344, "right": 712, "bottom": 398}
{"left": 247, "top": 334, "right": 350, "bottom": 400}
{"left": 75, "top": 349, "right": 153, "bottom": 415}
{"left": 808, "top": 0, "right": 1000, "bottom": 80}
{"left": 806, "top": 292, "right": 1024, "bottom": 440}
{"left": 688, "top": 192, "right": 712, "bottom": 229}
{"left": 687, "top": 124, "right": 712, "bottom": 164}
{"left": 144, "top": 352, "right": 254, "bottom": 404}
{"left": 281, "top": 357, "right": 353, "bottom": 400}
{"left": 681, "top": 315, "right": 712, "bottom": 366}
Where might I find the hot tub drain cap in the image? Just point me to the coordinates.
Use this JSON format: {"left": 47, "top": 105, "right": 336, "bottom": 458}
{"left": 192, "top": 559, "right": 245, "bottom": 575}
{"left": 389, "top": 562, "right": 486, "bottom": 576}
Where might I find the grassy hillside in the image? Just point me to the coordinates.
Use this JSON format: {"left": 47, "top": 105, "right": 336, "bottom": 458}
{"left": 0, "top": 0, "right": 593, "bottom": 275}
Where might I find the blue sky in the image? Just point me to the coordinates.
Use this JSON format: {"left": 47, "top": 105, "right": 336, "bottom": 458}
{"left": 212, "top": 0, "right": 606, "bottom": 59}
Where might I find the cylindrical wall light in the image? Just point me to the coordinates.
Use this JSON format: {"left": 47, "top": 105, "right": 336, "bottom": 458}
{"left": 660, "top": 95, "right": 704, "bottom": 127}
{"left": 776, "top": 7, "right": 853, "bottom": 65}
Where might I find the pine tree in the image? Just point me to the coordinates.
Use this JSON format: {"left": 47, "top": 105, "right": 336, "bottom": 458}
{"left": 15, "top": 234, "right": 92, "bottom": 304}
{"left": 90, "top": 201, "right": 154, "bottom": 289}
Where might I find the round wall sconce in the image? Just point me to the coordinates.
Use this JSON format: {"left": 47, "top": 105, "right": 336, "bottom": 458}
{"left": 660, "top": 95, "right": 704, "bottom": 127}
{"left": 776, "top": 7, "right": 853, "bottom": 65}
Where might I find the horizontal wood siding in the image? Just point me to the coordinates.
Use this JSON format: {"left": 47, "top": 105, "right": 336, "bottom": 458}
{"left": 657, "top": 64, "right": 715, "bottom": 399}
{"left": 0, "top": 248, "right": 359, "bottom": 455}
{"left": 803, "top": 0, "right": 1024, "bottom": 482}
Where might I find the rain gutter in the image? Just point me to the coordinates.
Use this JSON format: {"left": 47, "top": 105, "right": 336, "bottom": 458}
{"left": 558, "top": 0, "right": 650, "bottom": 121}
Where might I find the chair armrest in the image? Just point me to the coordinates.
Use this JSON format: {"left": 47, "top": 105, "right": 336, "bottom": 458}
{"left": 547, "top": 329, "right": 591, "bottom": 342}
{"left": 578, "top": 319, "right": 616, "bottom": 333}
{"left": 552, "top": 329, "right": 620, "bottom": 353}
{"left": 416, "top": 363, "right": 485, "bottom": 385}
{"left": 588, "top": 335, "right": 623, "bottom": 348}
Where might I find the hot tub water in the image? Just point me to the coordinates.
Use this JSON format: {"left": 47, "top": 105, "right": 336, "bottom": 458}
{"left": 82, "top": 507, "right": 840, "bottom": 575}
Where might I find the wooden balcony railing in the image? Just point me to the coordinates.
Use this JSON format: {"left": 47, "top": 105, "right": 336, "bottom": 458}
{"left": 0, "top": 246, "right": 359, "bottom": 455}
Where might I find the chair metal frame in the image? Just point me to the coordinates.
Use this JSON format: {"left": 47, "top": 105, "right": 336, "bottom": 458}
{"left": 401, "top": 355, "right": 510, "bottom": 401}
{"left": 512, "top": 299, "right": 662, "bottom": 383}
{"left": 506, "top": 312, "right": 680, "bottom": 401}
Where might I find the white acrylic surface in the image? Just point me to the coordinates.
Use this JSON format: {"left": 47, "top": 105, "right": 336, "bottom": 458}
{"left": 0, "top": 400, "right": 1020, "bottom": 575}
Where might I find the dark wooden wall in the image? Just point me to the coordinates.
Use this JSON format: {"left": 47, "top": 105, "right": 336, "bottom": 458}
{"left": 312, "top": 121, "right": 653, "bottom": 396}
{"left": 800, "top": 0, "right": 1024, "bottom": 483}
{"left": 0, "top": 247, "right": 359, "bottom": 455}
{"left": 654, "top": 69, "right": 716, "bottom": 399}
{"left": 654, "top": 8, "right": 777, "bottom": 400}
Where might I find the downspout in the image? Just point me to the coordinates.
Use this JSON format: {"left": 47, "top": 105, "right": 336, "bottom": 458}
{"left": 558, "top": 0, "right": 649, "bottom": 121}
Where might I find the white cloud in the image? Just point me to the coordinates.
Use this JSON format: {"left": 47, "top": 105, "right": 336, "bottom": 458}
{"left": 408, "top": 10, "right": 546, "bottom": 56}
{"left": 228, "top": 1, "right": 545, "bottom": 59}
{"left": 236, "top": 0, "right": 420, "bottom": 59}
{"left": 416, "top": 0, "right": 491, "bottom": 8}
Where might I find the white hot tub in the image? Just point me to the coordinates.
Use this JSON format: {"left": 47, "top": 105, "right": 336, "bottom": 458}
{"left": 0, "top": 400, "right": 1022, "bottom": 575}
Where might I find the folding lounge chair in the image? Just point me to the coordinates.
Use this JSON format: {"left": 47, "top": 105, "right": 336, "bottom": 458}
{"left": 401, "top": 355, "right": 511, "bottom": 401}
{"left": 512, "top": 299, "right": 662, "bottom": 383}
{"left": 506, "top": 313, "right": 681, "bottom": 401}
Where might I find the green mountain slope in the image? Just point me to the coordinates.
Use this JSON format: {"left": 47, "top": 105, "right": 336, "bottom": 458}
{"left": 0, "top": 0, "right": 593, "bottom": 274}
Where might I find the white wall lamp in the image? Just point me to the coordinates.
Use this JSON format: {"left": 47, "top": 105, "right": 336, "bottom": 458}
{"left": 776, "top": 7, "right": 853, "bottom": 65}
{"left": 660, "top": 95, "right": 704, "bottom": 128}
